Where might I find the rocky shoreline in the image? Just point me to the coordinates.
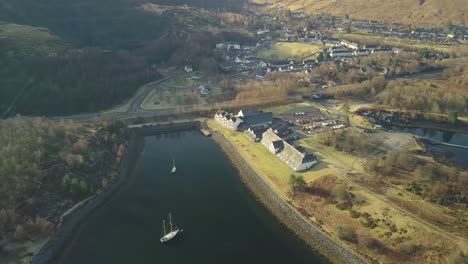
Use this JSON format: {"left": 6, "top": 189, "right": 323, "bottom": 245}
{"left": 211, "top": 131, "right": 370, "bottom": 264}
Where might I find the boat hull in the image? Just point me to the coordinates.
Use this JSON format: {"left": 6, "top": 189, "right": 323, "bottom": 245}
{"left": 160, "top": 229, "right": 181, "bottom": 243}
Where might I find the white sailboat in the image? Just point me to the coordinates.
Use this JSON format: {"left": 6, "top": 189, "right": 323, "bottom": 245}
{"left": 171, "top": 159, "right": 176, "bottom": 174}
{"left": 160, "top": 213, "right": 182, "bottom": 243}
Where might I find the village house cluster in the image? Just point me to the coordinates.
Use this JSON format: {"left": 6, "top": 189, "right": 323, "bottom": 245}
{"left": 298, "top": 12, "right": 467, "bottom": 44}
{"left": 214, "top": 108, "right": 318, "bottom": 172}
{"left": 214, "top": 26, "right": 400, "bottom": 80}
{"left": 214, "top": 9, "right": 465, "bottom": 79}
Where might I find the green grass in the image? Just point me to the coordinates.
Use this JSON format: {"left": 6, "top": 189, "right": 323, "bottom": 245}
{"left": 166, "top": 77, "right": 195, "bottom": 89}
{"left": 256, "top": 42, "right": 323, "bottom": 60}
{"left": 0, "top": 23, "right": 69, "bottom": 56}
{"left": 141, "top": 89, "right": 207, "bottom": 110}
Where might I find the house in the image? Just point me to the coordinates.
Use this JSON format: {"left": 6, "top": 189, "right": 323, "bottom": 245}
{"left": 322, "top": 38, "right": 341, "bottom": 47}
{"left": 354, "top": 49, "right": 369, "bottom": 56}
{"left": 215, "top": 109, "right": 273, "bottom": 131}
{"left": 258, "top": 60, "right": 268, "bottom": 68}
{"left": 227, "top": 43, "right": 241, "bottom": 50}
{"left": 216, "top": 43, "right": 226, "bottom": 49}
{"left": 244, "top": 127, "right": 267, "bottom": 142}
{"left": 341, "top": 40, "right": 359, "bottom": 50}
{"left": 371, "top": 47, "right": 392, "bottom": 54}
{"left": 261, "top": 129, "right": 317, "bottom": 171}
{"left": 184, "top": 65, "right": 193, "bottom": 73}
{"left": 256, "top": 68, "right": 267, "bottom": 80}
{"left": 214, "top": 111, "right": 243, "bottom": 130}
{"left": 330, "top": 49, "right": 354, "bottom": 58}
{"left": 328, "top": 46, "right": 349, "bottom": 53}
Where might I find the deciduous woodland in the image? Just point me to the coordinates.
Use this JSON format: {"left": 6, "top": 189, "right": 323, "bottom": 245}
{"left": 0, "top": 117, "right": 128, "bottom": 243}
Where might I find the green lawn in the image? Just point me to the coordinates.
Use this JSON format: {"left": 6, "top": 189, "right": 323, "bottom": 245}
{"left": 166, "top": 77, "right": 195, "bottom": 89}
{"left": 0, "top": 23, "right": 69, "bottom": 56}
{"left": 256, "top": 42, "right": 323, "bottom": 60}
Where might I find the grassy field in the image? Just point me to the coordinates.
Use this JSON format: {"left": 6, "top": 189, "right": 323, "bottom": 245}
{"left": 166, "top": 76, "right": 195, "bottom": 89}
{"left": 0, "top": 23, "right": 69, "bottom": 56}
{"left": 141, "top": 78, "right": 227, "bottom": 111}
{"left": 256, "top": 42, "right": 323, "bottom": 60}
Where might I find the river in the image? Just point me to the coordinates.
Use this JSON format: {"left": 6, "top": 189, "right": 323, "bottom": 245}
{"left": 393, "top": 127, "right": 468, "bottom": 168}
{"left": 56, "top": 129, "right": 324, "bottom": 264}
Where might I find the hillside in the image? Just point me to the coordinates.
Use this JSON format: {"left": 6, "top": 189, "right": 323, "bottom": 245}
{"left": 0, "top": 0, "right": 250, "bottom": 116}
{"left": 254, "top": 0, "right": 468, "bottom": 26}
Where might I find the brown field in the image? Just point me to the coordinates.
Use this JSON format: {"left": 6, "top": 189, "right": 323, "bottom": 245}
{"left": 253, "top": 0, "right": 468, "bottom": 27}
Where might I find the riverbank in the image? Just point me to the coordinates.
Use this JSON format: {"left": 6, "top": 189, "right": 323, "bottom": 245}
{"left": 209, "top": 128, "right": 369, "bottom": 264}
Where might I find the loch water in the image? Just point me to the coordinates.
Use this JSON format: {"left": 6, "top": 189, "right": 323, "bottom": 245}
{"left": 57, "top": 130, "right": 324, "bottom": 264}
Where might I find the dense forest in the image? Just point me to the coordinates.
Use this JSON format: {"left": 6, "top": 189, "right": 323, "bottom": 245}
{"left": 0, "top": 0, "right": 248, "bottom": 116}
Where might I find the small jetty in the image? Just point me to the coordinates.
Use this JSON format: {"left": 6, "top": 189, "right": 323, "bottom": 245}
{"left": 200, "top": 129, "right": 211, "bottom": 137}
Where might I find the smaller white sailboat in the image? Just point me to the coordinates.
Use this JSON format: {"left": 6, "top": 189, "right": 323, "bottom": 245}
{"left": 160, "top": 213, "right": 182, "bottom": 243}
{"left": 171, "top": 159, "right": 176, "bottom": 174}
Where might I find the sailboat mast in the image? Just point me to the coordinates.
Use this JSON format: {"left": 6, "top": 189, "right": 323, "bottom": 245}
{"left": 162, "top": 220, "right": 166, "bottom": 235}
{"left": 169, "top": 213, "right": 173, "bottom": 232}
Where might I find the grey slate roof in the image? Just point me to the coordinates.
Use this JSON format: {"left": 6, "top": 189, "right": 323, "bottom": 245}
{"left": 238, "top": 108, "right": 260, "bottom": 117}
{"left": 272, "top": 140, "right": 285, "bottom": 151}
{"left": 261, "top": 128, "right": 317, "bottom": 171}
{"left": 243, "top": 112, "right": 273, "bottom": 126}
{"left": 245, "top": 127, "right": 268, "bottom": 141}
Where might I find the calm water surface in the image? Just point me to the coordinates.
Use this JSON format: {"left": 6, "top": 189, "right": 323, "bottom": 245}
{"left": 58, "top": 130, "right": 324, "bottom": 264}
{"left": 395, "top": 127, "right": 468, "bottom": 168}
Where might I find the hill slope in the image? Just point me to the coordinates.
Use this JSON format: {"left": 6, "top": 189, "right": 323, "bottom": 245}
{"left": 0, "top": 0, "right": 249, "bottom": 116}
{"left": 255, "top": 0, "right": 468, "bottom": 26}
